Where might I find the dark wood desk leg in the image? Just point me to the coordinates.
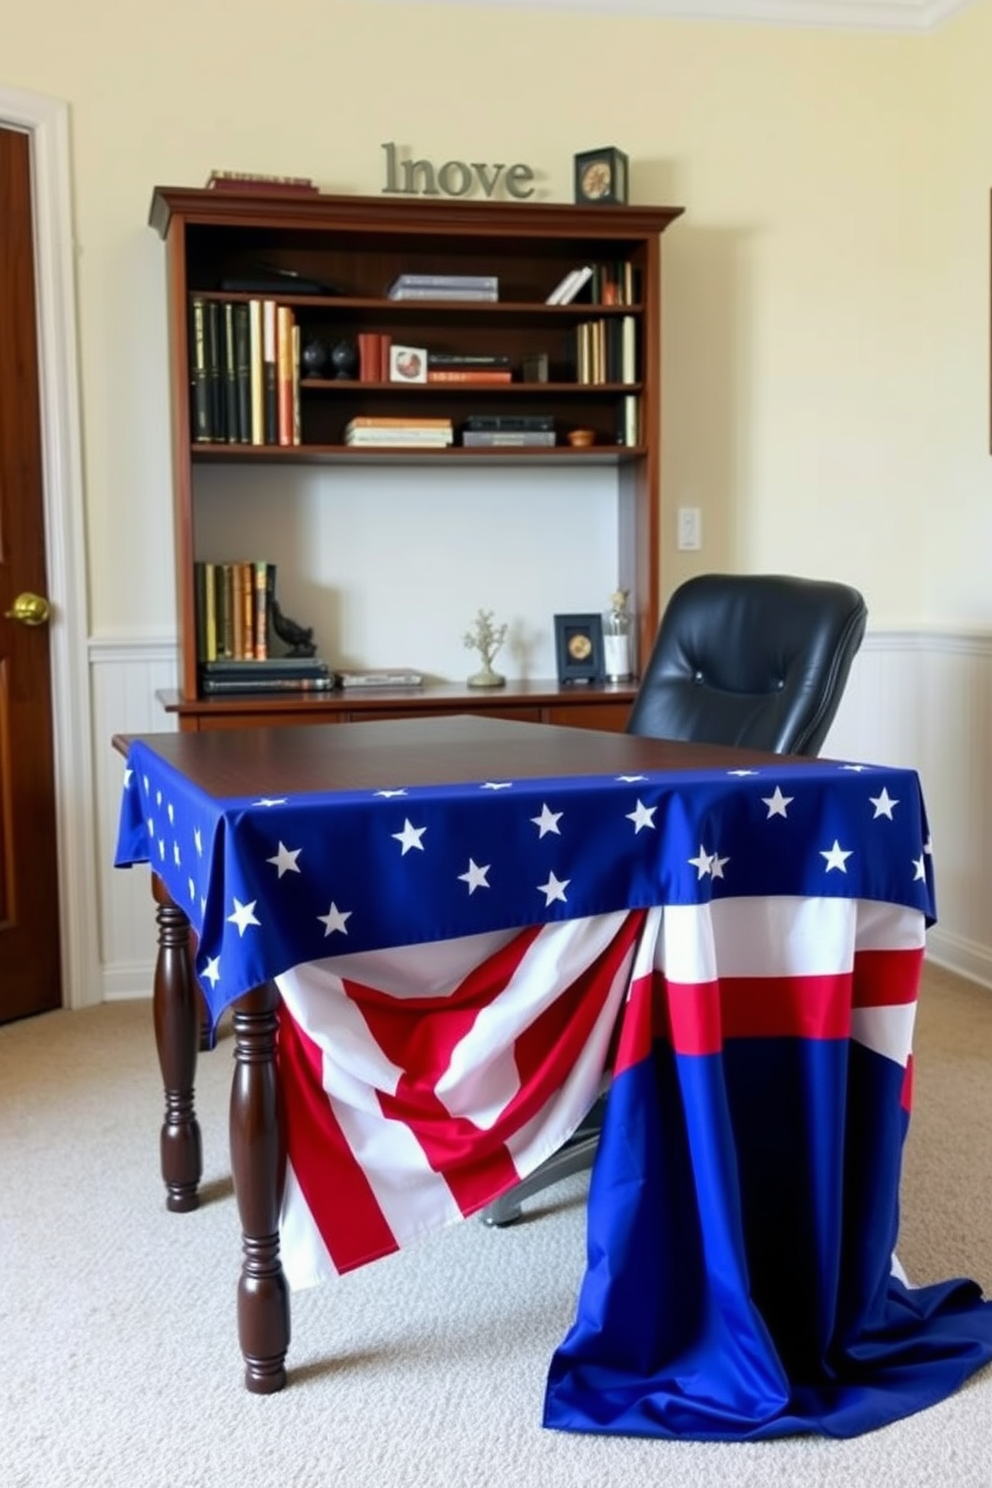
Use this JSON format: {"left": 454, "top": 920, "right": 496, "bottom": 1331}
{"left": 152, "top": 875, "right": 203, "bottom": 1213}
{"left": 230, "top": 981, "right": 290, "bottom": 1394}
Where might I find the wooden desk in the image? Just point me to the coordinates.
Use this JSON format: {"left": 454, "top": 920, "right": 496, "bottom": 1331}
{"left": 111, "top": 716, "right": 991, "bottom": 1438}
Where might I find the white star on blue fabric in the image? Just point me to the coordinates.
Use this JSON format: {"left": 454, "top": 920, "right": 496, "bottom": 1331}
{"left": 188, "top": 877, "right": 196, "bottom": 902}
{"left": 123, "top": 767, "right": 133, "bottom": 789}
{"left": 531, "top": 803, "right": 563, "bottom": 837}
{"left": 821, "top": 840, "right": 853, "bottom": 873}
{"left": 202, "top": 957, "right": 221, "bottom": 988}
{"left": 912, "top": 855, "right": 927, "bottom": 881}
{"left": 482, "top": 781, "right": 513, "bottom": 791}
{"left": 459, "top": 860, "right": 491, "bottom": 894}
{"left": 318, "top": 902, "right": 351, "bottom": 936}
{"left": 626, "top": 800, "right": 657, "bottom": 833}
{"left": 729, "top": 769, "right": 759, "bottom": 777}
{"left": 375, "top": 789, "right": 406, "bottom": 798}
{"left": 393, "top": 819, "right": 427, "bottom": 854}
{"left": 710, "top": 853, "right": 729, "bottom": 879}
{"left": 688, "top": 845, "right": 713, "bottom": 879}
{"left": 173, "top": 842, "right": 181, "bottom": 866}
{"left": 617, "top": 774, "right": 647, "bottom": 783}
{"left": 869, "top": 788, "right": 899, "bottom": 819}
{"left": 762, "top": 786, "right": 794, "bottom": 819}
{"left": 538, "top": 871, "right": 569, "bottom": 905}
{"left": 228, "top": 898, "right": 260, "bottom": 935}
{"left": 194, "top": 826, "right": 202, "bottom": 856}
{"left": 255, "top": 797, "right": 288, "bottom": 808}
{"left": 167, "top": 803, "right": 175, "bottom": 825}
{"left": 267, "top": 841, "right": 302, "bottom": 877}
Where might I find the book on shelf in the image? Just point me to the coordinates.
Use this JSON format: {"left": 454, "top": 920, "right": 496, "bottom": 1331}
{"left": 462, "top": 430, "right": 556, "bottom": 447}
{"left": 335, "top": 668, "right": 424, "bottom": 689}
{"left": 427, "top": 353, "right": 511, "bottom": 369}
{"left": 201, "top": 675, "right": 336, "bottom": 694}
{"left": 206, "top": 171, "right": 319, "bottom": 195}
{"left": 426, "top": 367, "right": 516, "bottom": 380}
{"left": 222, "top": 302, "right": 238, "bottom": 444}
{"left": 466, "top": 414, "right": 554, "bottom": 432}
{"left": 345, "top": 431, "right": 453, "bottom": 447}
{"left": 262, "top": 300, "right": 278, "bottom": 443}
{"left": 386, "top": 284, "right": 499, "bottom": 302}
{"left": 189, "top": 298, "right": 210, "bottom": 443}
{"left": 546, "top": 265, "right": 593, "bottom": 306}
{"left": 276, "top": 304, "right": 297, "bottom": 446}
{"left": 347, "top": 416, "right": 453, "bottom": 430}
{"left": 201, "top": 657, "right": 330, "bottom": 681}
{"left": 248, "top": 299, "right": 264, "bottom": 444}
{"left": 387, "top": 273, "right": 498, "bottom": 300}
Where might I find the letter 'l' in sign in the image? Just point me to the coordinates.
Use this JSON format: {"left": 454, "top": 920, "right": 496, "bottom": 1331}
{"left": 382, "top": 143, "right": 535, "bottom": 200}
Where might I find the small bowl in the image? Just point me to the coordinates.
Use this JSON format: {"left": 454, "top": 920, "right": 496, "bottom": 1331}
{"left": 567, "top": 428, "right": 595, "bottom": 448}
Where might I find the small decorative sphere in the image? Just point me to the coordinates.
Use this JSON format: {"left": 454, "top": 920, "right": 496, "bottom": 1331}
{"left": 330, "top": 339, "right": 358, "bottom": 380}
{"left": 300, "top": 338, "right": 329, "bottom": 379}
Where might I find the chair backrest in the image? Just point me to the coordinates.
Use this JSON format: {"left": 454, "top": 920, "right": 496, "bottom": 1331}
{"left": 625, "top": 573, "right": 867, "bottom": 756}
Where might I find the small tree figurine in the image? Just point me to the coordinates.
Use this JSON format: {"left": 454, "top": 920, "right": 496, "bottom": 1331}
{"left": 463, "top": 608, "right": 508, "bottom": 689}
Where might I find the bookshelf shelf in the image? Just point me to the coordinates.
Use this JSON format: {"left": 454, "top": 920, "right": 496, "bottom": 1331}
{"left": 150, "top": 187, "right": 683, "bottom": 731}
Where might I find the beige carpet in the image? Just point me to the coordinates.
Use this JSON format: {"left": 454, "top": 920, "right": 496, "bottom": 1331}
{"left": 2, "top": 962, "right": 991, "bottom": 1488}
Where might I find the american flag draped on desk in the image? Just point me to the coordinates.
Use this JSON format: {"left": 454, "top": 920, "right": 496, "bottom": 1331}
{"left": 115, "top": 743, "right": 992, "bottom": 1440}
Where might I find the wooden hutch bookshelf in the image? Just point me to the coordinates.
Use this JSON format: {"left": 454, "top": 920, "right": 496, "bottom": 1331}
{"left": 149, "top": 186, "right": 683, "bottom": 733}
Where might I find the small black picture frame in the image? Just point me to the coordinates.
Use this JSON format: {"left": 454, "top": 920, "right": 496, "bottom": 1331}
{"left": 554, "top": 613, "right": 605, "bottom": 684}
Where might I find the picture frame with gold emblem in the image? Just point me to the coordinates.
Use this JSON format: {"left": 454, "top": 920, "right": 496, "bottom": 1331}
{"left": 554, "top": 612, "right": 605, "bottom": 683}
{"left": 573, "top": 147, "right": 629, "bottom": 207}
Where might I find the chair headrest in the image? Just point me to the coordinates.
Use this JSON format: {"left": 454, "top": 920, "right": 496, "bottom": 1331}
{"left": 626, "top": 573, "right": 867, "bottom": 756}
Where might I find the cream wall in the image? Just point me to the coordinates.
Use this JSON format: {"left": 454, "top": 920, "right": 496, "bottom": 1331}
{"left": 4, "top": 0, "right": 987, "bottom": 656}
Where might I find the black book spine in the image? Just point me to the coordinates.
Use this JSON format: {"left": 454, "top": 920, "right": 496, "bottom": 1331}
{"left": 189, "top": 297, "right": 211, "bottom": 442}
{"left": 223, "top": 303, "right": 238, "bottom": 445}
{"left": 205, "top": 299, "right": 224, "bottom": 441}
{"left": 232, "top": 303, "right": 252, "bottom": 445}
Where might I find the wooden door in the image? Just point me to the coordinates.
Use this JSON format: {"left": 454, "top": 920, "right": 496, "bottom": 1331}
{"left": 0, "top": 125, "right": 62, "bottom": 1022}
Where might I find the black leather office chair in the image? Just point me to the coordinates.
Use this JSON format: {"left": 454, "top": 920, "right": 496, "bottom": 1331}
{"left": 482, "top": 572, "right": 868, "bottom": 1225}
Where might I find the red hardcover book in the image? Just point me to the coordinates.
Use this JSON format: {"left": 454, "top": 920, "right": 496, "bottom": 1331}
{"left": 426, "top": 369, "right": 513, "bottom": 384}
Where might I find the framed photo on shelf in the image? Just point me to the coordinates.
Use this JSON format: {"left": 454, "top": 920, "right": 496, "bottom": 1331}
{"left": 389, "top": 344, "right": 428, "bottom": 383}
{"left": 554, "top": 613, "right": 605, "bottom": 684}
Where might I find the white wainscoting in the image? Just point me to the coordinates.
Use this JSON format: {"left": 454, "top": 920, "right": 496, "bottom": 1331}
{"left": 90, "top": 628, "right": 992, "bottom": 1003}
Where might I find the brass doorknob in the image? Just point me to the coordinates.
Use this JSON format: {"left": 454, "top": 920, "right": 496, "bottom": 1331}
{"left": 4, "top": 591, "right": 52, "bottom": 626}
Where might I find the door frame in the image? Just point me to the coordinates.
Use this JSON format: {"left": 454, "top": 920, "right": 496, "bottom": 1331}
{"left": 0, "top": 85, "right": 98, "bottom": 1011}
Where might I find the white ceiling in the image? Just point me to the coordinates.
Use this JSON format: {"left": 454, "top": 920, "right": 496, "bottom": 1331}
{"left": 375, "top": 0, "right": 976, "bottom": 33}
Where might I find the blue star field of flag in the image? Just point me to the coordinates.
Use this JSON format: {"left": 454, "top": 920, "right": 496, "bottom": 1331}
{"left": 115, "top": 740, "right": 936, "bottom": 1027}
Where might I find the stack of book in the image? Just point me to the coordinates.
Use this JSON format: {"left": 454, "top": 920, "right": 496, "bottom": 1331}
{"left": 345, "top": 417, "right": 453, "bottom": 448}
{"left": 386, "top": 273, "right": 498, "bottom": 302}
{"left": 200, "top": 657, "right": 333, "bottom": 695}
{"left": 461, "top": 415, "right": 556, "bottom": 448}
{"left": 426, "top": 352, "right": 512, "bottom": 385}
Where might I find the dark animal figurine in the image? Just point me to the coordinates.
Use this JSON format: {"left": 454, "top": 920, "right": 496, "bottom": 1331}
{"left": 270, "top": 599, "right": 317, "bottom": 658}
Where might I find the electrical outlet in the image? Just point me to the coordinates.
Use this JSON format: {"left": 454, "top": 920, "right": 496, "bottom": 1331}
{"left": 677, "top": 507, "right": 702, "bottom": 551}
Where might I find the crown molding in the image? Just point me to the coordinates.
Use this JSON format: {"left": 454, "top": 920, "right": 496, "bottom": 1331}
{"left": 370, "top": 0, "right": 977, "bottom": 34}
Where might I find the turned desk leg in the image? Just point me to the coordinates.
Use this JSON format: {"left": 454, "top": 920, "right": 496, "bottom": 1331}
{"left": 230, "top": 981, "right": 290, "bottom": 1394}
{"left": 152, "top": 875, "right": 203, "bottom": 1213}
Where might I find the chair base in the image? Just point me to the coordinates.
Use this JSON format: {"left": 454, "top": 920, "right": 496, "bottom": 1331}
{"left": 479, "top": 1096, "right": 607, "bottom": 1227}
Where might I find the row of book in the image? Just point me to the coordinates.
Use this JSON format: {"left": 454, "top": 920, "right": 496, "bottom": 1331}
{"left": 190, "top": 298, "right": 301, "bottom": 446}
{"left": 546, "top": 261, "right": 643, "bottom": 307}
{"left": 386, "top": 273, "right": 498, "bottom": 302}
{"left": 345, "top": 417, "right": 453, "bottom": 448}
{"left": 576, "top": 317, "right": 638, "bottom": 386}
{"left": 194, "top": 559, "right": 276, "bottom": 663}
{"left": 341, "top": 413, "right": 639, "bottom": 448}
